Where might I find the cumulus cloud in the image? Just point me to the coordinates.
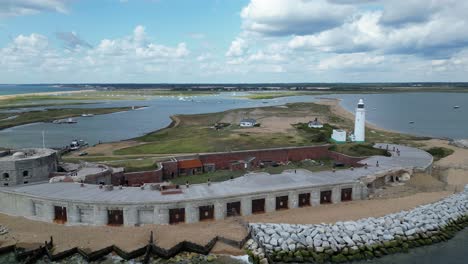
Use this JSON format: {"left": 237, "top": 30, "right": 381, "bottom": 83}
{"left": 0, "top": 0, "right": 68, "bottom": 17}
{"left": 240, "top": 0, "right": 354, "bottom": 36}
{"left": 287, "top": 1, "right": 468, "bottom": 58}
{"left": 92, "top": 25, "right": 189, "bottom": 59}
{"left": 0, "top": 25, "right": 192, "bottom": 82}
{"left": 226, "top": 37, "right": 248, "bottom": 57}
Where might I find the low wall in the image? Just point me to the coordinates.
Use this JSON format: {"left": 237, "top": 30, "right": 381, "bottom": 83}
{"left": 110, "top": 168, "right": 163, "bottom": 186}
{"left": 248, "top": 185, "right": 468, "bottom": 263}
{"left": 160, "top": 145, "right": 367, "bottom": 179}
{"left": 123, "top": 170, "right": 163, "bottom": 186}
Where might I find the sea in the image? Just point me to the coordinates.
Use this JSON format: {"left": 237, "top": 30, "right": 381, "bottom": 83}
{"left": 0, "top": 84, "right": 84, "bottom": 95}
{"left": 0, "top": 85, "right": 467, "bottom": 263}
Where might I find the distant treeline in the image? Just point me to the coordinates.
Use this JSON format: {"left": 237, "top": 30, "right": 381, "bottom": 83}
{"left": 21, "top": 83, "right": 468, "bottom": 92}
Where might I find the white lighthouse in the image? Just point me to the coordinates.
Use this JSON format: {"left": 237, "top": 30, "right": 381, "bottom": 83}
{"left": 353, "top": 99, "right": 366, "bottom": 142}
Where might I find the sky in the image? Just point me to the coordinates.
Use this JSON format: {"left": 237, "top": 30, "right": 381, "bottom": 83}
{"left": 1, "top": 0, "right": 468, "bottom": 83}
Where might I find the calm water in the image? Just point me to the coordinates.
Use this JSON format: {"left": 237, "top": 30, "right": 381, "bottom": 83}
{"left": 335, "top": 93, "right": 468, "bottom": 139}
{"left": 0, "top": 84, "right": 83, "bottom": 95}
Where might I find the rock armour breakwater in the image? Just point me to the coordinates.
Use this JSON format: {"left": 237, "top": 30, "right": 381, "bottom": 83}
{"left": 248, "top": 185, "right": 468, "bottom": 263}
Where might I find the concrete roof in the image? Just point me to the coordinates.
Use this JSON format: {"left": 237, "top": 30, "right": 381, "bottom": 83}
{"left": 0, "top": 148, "right": 56, "bottom": 162}
{"left": 0, "top": 144, "right": 432, "bottom": 205}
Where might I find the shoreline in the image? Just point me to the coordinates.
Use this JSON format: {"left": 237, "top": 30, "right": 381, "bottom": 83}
{"left": 0, "top": 89, "right": 96, "bottom": 101}
{"left": 316, "top": 97, "right": 402, "bottom": 134}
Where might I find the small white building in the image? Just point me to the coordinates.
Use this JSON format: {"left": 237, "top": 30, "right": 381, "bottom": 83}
{"left": 240, "top": 118, "right": 257, "bottom": 128}
{"left": 331, "top": 129, "right": 347, "bottom": 143}
{"left": 308, "top": 118, "right": 323, "bottom": 128}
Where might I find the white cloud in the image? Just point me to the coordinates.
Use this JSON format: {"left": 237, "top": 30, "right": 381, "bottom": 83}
{"left": 317, "top": 53, "right": 385, "bottom": 71}
{"left": 240, "top": 0, "right": 354, "bottom": 36}
{"left": 287, "top": 2, "right": 468, "bottom": 58}
{"left": 92, "top": 25, "right": 189, "bottom": 59}
{"left": 226, "top": 37, "right": 248, "bottom": 57}
{"left": 0, "top": 0, "right": 68, "bottom": 17}
{"left": 0, "top": 26, "right": 192, "bottom": 82}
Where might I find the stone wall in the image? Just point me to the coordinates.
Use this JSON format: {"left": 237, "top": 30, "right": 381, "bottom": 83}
{"left": 249, "top": 185, "right": 468, "bottom": 263}
{"left": 0, "top": 149, "right": 58, "bottom": 187}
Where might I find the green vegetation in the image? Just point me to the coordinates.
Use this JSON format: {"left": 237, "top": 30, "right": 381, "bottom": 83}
{"left": 114, "top": 101, "right": 422, "bottom": 155}
{"left": 294, "top": 122, "right": 336, "bottom": 143}
{"left": 0, "top": 89, "right": 218, "bottom": 105}
{"left": 426, "top": 147, "right": 454, "bottom": 161}
{"left": 0, "top": 102, "right": 92, "bottom": 110}
{"left": 241, "top": 91, "right": 323, "bottom": 100}
{"left": 0, "top": 113, "right": 13, "bottom": 120}
{"left": 115, "top": 103, "right": 331, "bottom": 155}
{"left": 105, "top": 158, "right": 158, "bottom": 172}
{"left": 0, "top": 106, "right": 139, "bottom": 130}
{"left": 329, "top": 143, "right": 391, "bottom": 157}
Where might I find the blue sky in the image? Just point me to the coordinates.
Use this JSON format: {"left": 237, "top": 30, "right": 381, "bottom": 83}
{"left": 1, "top": 0, "right": 468, "bottom": 83}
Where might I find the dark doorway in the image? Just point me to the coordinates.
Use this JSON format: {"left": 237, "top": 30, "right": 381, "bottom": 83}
{"left": 227, "top": 201, "right": 241, "bottom": 217}
{"left": 169, "top": 208, "right": 185, "bottom": 224}
{"left": 275, "top": 195, "right": 289, "bottom": 210}
{"left": 320, "top": 190, "right": 332, "bottom": 204}
{"left": 298, "top": 193, "right": 311, "bottom": 207}
{"left": 108, "top": 209, "right": 124, "bottom": 226}
{"left": 341, "top": 188, "right": 353, "bottom": 202}
{"left": 252, "top": 198, "right": 265, "bottom": 214}
{"left": 54, "top": 206, "right": 67, "bottom": 224}
{"left": 199, "top": 205, "right": 214, "bottom": 221}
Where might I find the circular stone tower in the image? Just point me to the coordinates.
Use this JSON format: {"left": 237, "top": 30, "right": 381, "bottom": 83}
{"left": 354, "top": 99, "right": 366, "bottom": 142}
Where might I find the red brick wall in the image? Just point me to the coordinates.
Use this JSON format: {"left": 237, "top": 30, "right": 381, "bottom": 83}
{"left": 162, "top": 160, "right": 178, "bottom": 180}
{"left": 159, "top": 146, "right": 367, "bottom": 178}
{"left": 122, "top": 169, "right": 163, "bottom": 186}
{"left": 198, "top": 146, "right": 330, "bottom": 170}
{"left": 111, "top": 168, "right": 163, "bottom": 186}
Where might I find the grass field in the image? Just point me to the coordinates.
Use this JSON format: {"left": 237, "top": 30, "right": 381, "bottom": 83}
{"left": 0, "top": 106, "right": 139, "bottom": 130}
{"left": 240, "top": 91, "right": 324, "bottom": 100}
{"left": 114, "top": 103, "right": 332, "bottom": 155}
{"left": 425, "top": 147, "right": 454, "bottom": 161}
{"left": 0, "top": 89, "right": 218, "bottom": 105}
{"left": 113, "top": 101, "right": 424, "bottom": 155}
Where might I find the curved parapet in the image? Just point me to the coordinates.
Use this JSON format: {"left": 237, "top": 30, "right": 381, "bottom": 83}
{"left": 0, "top": 144, "right": 433, "bottom": 226}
